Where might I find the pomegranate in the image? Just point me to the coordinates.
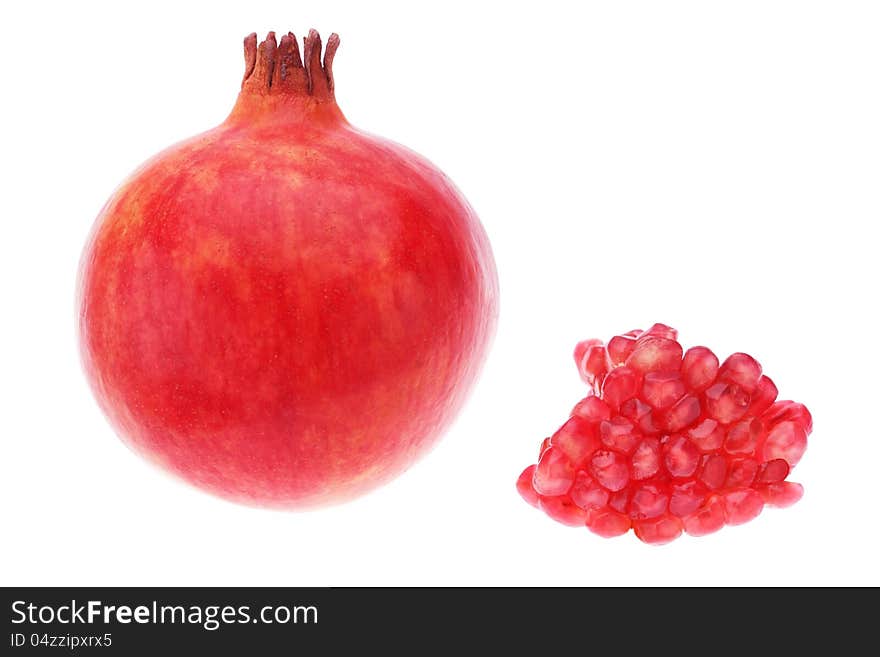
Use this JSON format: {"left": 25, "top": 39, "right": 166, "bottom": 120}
{"left": 518, "top": 324, "right": 811, "bottom": 544}
{"left": 77, "top": 31, "right": 498, "bottom": 508}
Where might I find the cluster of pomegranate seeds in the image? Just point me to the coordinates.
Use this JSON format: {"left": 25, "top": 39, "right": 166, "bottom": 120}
{"left": 517, "top": 324, "right": 812, "bottom": 544}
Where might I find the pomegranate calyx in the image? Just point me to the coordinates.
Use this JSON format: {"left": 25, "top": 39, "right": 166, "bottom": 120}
{"left": 242, "top": 30, "right": 339, "bottom": 100}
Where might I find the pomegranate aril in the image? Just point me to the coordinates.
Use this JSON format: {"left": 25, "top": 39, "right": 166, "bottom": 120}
{"left": 539, "top": 437, "right": 551, "bottom": 458}
{"left": 748, "top": 376, "right": 778, "bottom": 416}
{"left": 607, "top": 334, "right": 638, "bottom": 365}
{"left": 590, "top": 450, "right": 629, "bottom": 492}
{"left": 600, "top": 417, "right": 640, "bottom": 453}
{"left": 699, "top": 454, "right": 728, "bottom": 490}
{"left": 642, "top": 372, "right": 687, "bottom": 410}
{"left": 704, "top": 382, "right": 750, "bottom": 424}
{"left": 759, "top": 481, "right": 804, "bottom": 508}
{"left": 669, "top": 480, "right": 708, "bottom": 517}
{"left": 585, "top": 508, "right": 631, "bottom": 537}
{"left": 533, "top": 446, "right": 575, "bottom": 496}
{"left": 683, "top": 496, "right": 727, "bottom": 536}
{"left": 573, "top": 339, "right": 601, "bottom": 373}
{"left": 601, "top": 366, "right": 641, "bottom": 410}
{"left": 762, "top": 420, "right": 807, "bottom": 467}
{"left": 663, "top": 435, "right": 700, "bottom": 478}
{"left": 641, "top": 323, "right": 679, "bottom": 341}
{"left": 516, "top": 465, "right": 540, "bottom": 508}
{"left": 539, "top": 496, "right": 589, "bottom": 527}
{"left": 572, "top": 395, "right": 611, "bottom": 422}
{"left": 718, "top": 352, "right": 762, "bottom": 393}
{"left": 724, "top": 418, "right": 762, "bottom": 456}
{"left": 722, "top": 488, "right": 764, "bottom": 525}
{"left": 688, "top": 417, "right": 725, "bottom": 451}
{"left": 629, "top": 483, "right": 670, "bottom": 519}
{"left": 660, "top": 395, "right": 701, "bottom": 432}
{"left": 620, "top": 397, "right": 659, "bottom": 435}
{"left": 608, "top": 487, "right": 630, "bottom": 514}
{"left": 574, "top": 339, "right": 608, "bottom": 390}
{"left": 681, "top": 346, "right": 719, "bottom": 393}
{"left": 633, "top": 515, "right": 683, "bottom": 545}
{"left": 755, "top": 458, "right": 790, "bottom": 484}
{"left": 520, "top": 324, "right": 812, "bottom": 543}
{"left": 570, "top": 471, "right": 610, "bottom": 510}
{"left": 550, "top": 416, "right": 600, "bottom": 467}
{"left": 631, "top": 438, "right": 661, "bottom": 480}
{"left": 762, "top": 401, "right": 813, "bottom": 435}
{"left": 725, "top": 458, "right": 759, "bottom": 488}
{"left": 626, "top": 337, "right": 683, "bottom": 374}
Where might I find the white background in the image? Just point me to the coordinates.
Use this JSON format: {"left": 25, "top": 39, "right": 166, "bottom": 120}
{"left": 1, "top": 0, "right": 878, "bottom": 586}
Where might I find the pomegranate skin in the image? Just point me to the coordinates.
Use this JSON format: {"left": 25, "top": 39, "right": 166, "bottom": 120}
{"left": 77, "top": 31, "right": 498, "bottom": 508}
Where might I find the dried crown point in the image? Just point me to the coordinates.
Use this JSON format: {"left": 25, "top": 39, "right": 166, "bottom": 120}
{"left": 517, "top": 324, "right": 812, "bottom": 544}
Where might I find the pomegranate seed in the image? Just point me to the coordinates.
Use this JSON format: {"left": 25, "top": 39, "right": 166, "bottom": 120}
{"left": 633, "top": 515, "right": 683, "bottom": 545}
{"left": 663, "top": 435, "right": 700, "bottom": 478}
{"left": 519, "top": 325, "right": 812, "bottom": 542}
{"left": 755, "top": 458, "right": 790, "bottom": 484}
{"left": 631, "top": 438, "right": 661, "bottom": 480}
{"left": 681, "top": 346, "right": 719, "bottom": 393}
{"left": 704, "top": 382, "right": 750, "bottom": 424}
{"left": 608, "top": 487, "right": 630, "bottom": 514}
{"left": 607, "top": 334, "right": 638, "bottom": 365}
{"left": 619, "top": 397, "right": 659, "bottom": 434}
{"left": 585, "top": 508, "right": 631, "bottom": 537}
{"left": 748, "top": 376, "right": 778, "bottom": 415}
{"left": 538, "top": 496, "right": 589, "bottom": 527}
{"left": 533, "top": 446, "right": 575, "bottom": 496}
{"left": 626, "top": 337, "right": 683, "bottom": 374}
{"left": 601, "top": 366, "right": 641, "bottom": 410}
{"left": 669, "top": 480, "right": 708, "bottom": 517}
{"left": 570, "top": 471, "right": 610, "bottom": 510}
{"left": 699, "top": 454, "right": 728, "bottom": 490}
{"left": 590, "top": 450, "right": 629, "bottom": 491}
{"left": 683, "top": 496, "right": 727, "bottom": 536}
{"left": 574, "top": 339, "right": 608, "bottom": 391}
{"left": 718, "top": 353, "right": 762, "bottom": 393}
{"left": 722, "top": 488, "right": 764, "bottom": 525}
{"left": 660, "top": 395, "right": 701, "bottom": 432}
{"left": 759, "top": 481, "right": 804, "bottom": 508}
{"left": 573, "top": 338, "right": 601, "bottom": 373}
{"left": 762, "top": 401, "right": 813, "bottom": 434}
{"left": 629, "top": 483, "right": 670, "bottom": 519}
{"left": 642, "top": 372, "right": 687, "bottom": 410}
{"left": 516, "top": 465, "right": 540, "bottom": 508}
{"left": 762, "top": 421, "right": 808, "bottom": 467}
{"left": 539, "top": 437, "right": 551, "bottom": 457}
{"left": 640, "top": 323, "right": 679, "bottom": 341}
{"left": 572, "top": 395, "right": 612, "bottom": 422}
{"left": 723, "top": 418, "right": 762, "bottom": 456}
{"left": 687, "top": 417, "right": 725, "bottom": 451}
{"left": 725, "top": 458, "right": 759, "bottom": 488}
{"left": 550, "top": 416, "right": 600, "bottom": 467}
{"left": 600, "top": 417, "right": 640, "bottom": 453}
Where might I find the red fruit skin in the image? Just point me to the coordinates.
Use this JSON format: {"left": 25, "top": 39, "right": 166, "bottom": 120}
{"left": 77, "top": 32, "right": 498, "bottom": 509}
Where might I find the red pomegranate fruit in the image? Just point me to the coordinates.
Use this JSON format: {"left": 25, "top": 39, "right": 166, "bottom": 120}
{"left": 77, "top": 31, "right": 498, "bottom": 508}
{"left": 518, "top": 324, "right": 811, "bottom": 544}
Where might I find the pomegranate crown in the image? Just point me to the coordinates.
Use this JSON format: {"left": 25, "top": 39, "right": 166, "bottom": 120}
{"left": 241, "top": 30, "right": 339, "bottom": 101}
